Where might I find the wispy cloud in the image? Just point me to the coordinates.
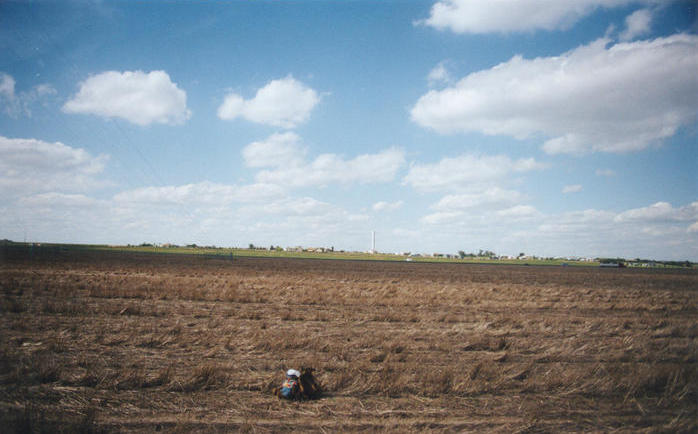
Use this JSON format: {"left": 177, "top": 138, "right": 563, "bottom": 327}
{"left": 113, "top": 181, "right": 284, "bottom": 206}
{"left": 242, "top": 132, "right": 306, "bottom": 168}
{"left": 562, "top": 184, "right": 583, "bottom": 194}
{"left": 620, "top": 9, "right": 652, "bottom": 41}
{"left": 614, "top": 201, "right": 698, "bottom": 223}
{"left": 432, "top": 188, "right": 524, "bottom": 211}
{"left": 0, "top": 72, "right": 56, "bottom": 117}
{"left": 244, "top": 133, "right": 405, "bottom": 188}
{"left": 427, "top": 61, "right": 453, "bottom": 87}
{"left": 403, "top": 154, "right": 547, "bottom": 192}
{"left": 595, "top": 168, "right": 616, "bottom": 177}
{"left": 373, "top": 200, "right": 404, "bottom": 212}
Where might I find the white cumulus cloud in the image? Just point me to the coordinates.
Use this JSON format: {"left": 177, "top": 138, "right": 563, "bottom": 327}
{"left": 411, "top": 34, "right": 698, "bottom": 155}
{"left": 63, "top": 70, "right": 191, "bottom": 126}
{"left": 420, "top": 0, "right": 659, "bottom": 34}
{"left": 0, "top": 136, "right": 108, "bottom": 197}
{"left": 218, "top": 76, "right": 320, "bottom": 128}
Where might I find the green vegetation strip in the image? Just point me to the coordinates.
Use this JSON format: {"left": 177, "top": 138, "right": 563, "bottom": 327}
{"left": 2, "top": 241, "right": 604, "bottom": 267}
{"left": 6, "top": 241, "right": 693, "bottom": 268}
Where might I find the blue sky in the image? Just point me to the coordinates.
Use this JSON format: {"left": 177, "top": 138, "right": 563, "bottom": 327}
{"left": 1, "top": 0, "right": 696, "bottom": 260}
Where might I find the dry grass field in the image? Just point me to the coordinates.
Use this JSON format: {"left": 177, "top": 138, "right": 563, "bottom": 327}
{"left": 1, "top": 245, "right": 696, "bottom": 432}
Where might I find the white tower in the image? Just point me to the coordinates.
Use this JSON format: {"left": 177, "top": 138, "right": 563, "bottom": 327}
{"left": 371, "top": 231, "right": 376, "bottom": 253}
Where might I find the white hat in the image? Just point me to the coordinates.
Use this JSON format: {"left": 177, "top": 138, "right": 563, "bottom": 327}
{"left": 287, "top": 369, "right": 301, "bottom": 377}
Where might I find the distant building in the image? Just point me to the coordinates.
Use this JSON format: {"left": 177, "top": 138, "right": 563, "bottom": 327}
{"left": 306, "top": 247, "right": 327, "bottom": 253}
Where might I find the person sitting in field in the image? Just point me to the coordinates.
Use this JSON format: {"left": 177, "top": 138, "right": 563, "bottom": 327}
{"left": 276, "top": 369, "right": 301, "bottom": 400}
{"left": 275, "top": 367, "right": 322, "bottom": 400}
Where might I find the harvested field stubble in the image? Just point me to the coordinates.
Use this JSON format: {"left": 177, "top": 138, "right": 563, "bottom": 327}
{"left": 0, "top": 245, "right": 696, "bottom": 432}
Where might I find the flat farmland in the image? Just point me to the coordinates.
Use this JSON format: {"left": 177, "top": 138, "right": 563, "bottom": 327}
{"left": 1, "top": 246, "right": 696, "bottom": 432}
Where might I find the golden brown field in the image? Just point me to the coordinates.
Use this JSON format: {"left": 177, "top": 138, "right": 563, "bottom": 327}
{"left": 1, "top": 245, "right": 696, "bottom": 432}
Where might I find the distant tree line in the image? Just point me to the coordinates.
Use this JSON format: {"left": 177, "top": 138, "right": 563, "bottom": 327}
{"left": 458, "top": 249, "right": 497, "bottom": 259}
{"left": 598, "top": 257, "right": 694, "bottom": 268}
